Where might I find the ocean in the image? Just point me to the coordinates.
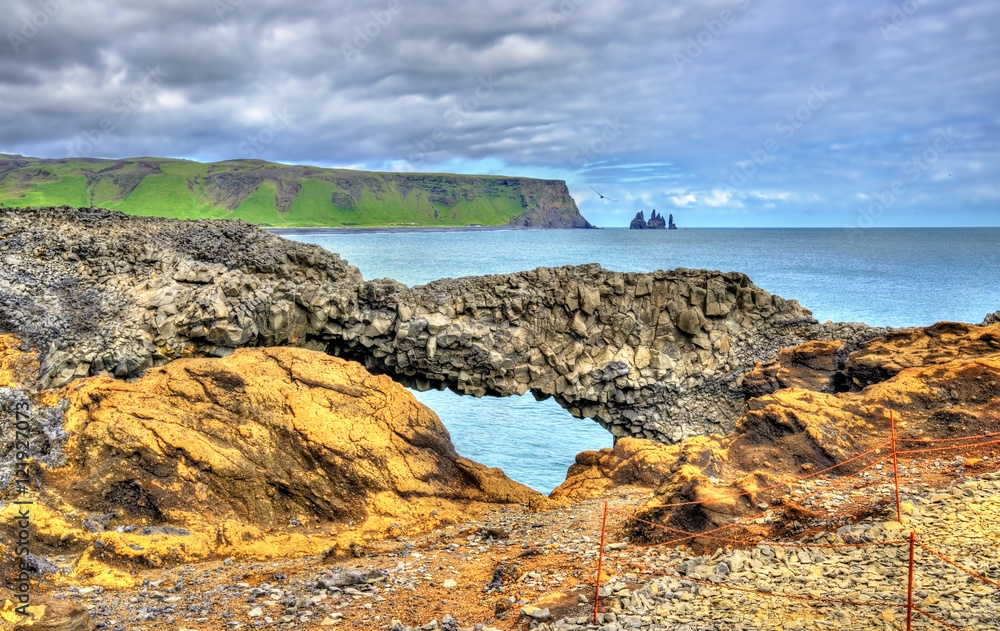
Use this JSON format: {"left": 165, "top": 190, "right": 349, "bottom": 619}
{"left": 286, "top": 228, "right": 1000, "bottom": 493}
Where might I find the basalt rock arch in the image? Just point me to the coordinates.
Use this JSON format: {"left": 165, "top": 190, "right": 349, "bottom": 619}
{"left": 0, "top": 208, "right": 877, "bottom": 442}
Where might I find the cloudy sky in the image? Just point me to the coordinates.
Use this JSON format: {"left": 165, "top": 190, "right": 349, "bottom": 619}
{"left": 2, "top": 0, "right": 997, "bottom": 227}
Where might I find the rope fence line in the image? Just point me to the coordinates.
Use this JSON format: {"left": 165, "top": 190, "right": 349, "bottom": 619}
{"left": 619, "top": 455, "right": 895, "bottom": 552}
{"left": 895, "top": 429, "right": 1000, "bottom": 443}
{"left": 911, "top": 607, "right": 967, "bottom": 631}
{"left": 589, "top": 414, "right": 999, "bottom": 628}
{"left": 630, "top": 441, "right": 893, "bottom": 511}
{"left": 917, "top": 540, "right": 1000, "bottom": 588}
{"left": 896, "top": 436, "right": 1000, "bottom": 456}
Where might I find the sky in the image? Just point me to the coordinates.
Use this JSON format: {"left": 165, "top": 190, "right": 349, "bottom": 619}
{"left": 1, "top": 0, "right": 998, "bottom": 228}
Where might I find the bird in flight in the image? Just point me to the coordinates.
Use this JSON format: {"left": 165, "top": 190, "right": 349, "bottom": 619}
{"left": 589, "top": 185, "right": 618, "bottom": 202}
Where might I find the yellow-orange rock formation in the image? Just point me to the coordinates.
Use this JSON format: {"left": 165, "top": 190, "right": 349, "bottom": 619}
{"left": 2, "top": 345, "right": 540, "bottom": 585}
{"left": 554, "top": 322, "right": 1000, "bottom": 541}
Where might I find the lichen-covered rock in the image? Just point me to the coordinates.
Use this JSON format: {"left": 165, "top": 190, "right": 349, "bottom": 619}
{"left": 741, "top": 339, "right": 846, "bottom": 399}
{"left": 0, "top": 588, "right": 96, "bottom": 630}
{"left": 45, "top": 346, "right": 539, "bottom": 532}
{"left": 1, "top": 343, "right": 540, "bottom": 583}
{"left": 553, "top": 322, "right": 1000, "bottom": 541}
{"left": 844, "top": 320, "right": 1000, "bottom": 388}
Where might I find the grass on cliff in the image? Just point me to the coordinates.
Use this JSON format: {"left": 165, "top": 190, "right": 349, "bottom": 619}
{"left": 0, "top": 156, "right": 544, "bottom": 228}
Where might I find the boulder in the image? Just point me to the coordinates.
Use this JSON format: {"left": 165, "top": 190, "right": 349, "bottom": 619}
{"left": 1, "top": 343, "right": 540, "bottom": 581}
{"left": 676, "top": 308, "right": 703, "bottom": 335}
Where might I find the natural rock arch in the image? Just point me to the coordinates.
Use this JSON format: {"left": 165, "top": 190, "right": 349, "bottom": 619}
{"left": 0, "top": 208, "right": 877, "bottom": 442}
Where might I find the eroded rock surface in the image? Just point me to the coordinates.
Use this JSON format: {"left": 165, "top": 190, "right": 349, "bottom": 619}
{"left": 1, "top": 207, "right": 879, "bottom": 441}
{"left": 553, "top": 322, "right": 1000, "bottom": 540}
{"left": 1, "top": 344, "right": 539, "bottom": 582}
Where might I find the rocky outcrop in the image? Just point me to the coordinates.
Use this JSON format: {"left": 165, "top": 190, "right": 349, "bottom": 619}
{"left": 553, "top": 322, "right": 1000, "bottom": 541}
{"left": 629, "top": 210, "right": 668, "bottom": 230}
{"left": 1, "top": 343, "right": 539, "bottom": 581}
{"left": 0, "top": 207, "right": 881, "bottom": 442}
{"left": 668, "top": 213, "right": 677, "bottom": 229}
{"left": 646, "top": 210, "right": 666, "bottom": 229}
{"left": 740, "top": 339, "right": 848, "bottom": 399}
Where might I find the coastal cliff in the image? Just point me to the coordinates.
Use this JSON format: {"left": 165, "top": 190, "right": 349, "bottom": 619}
{"left": 0, "top": 207, "right": 876, "bottom": 442}
{"left": 0, "top": 156, "right": 594, "bottom": 229}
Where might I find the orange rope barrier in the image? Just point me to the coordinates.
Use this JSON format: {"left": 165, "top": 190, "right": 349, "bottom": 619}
{"left": 917, "top": 540, "right": 1000, "bottom": 588}
{"left": 896, "top": 430, "right": 1000, "bottom": 443}
{"left": 913, "top": 606, "right": 966, "bottom": 630}
{"left": 641, "top": 441, "right": 892, "bottom": 511}
{"left": 589, "top": 410, "right": 995, "bottom": 631}
{"left": 592, "top": 502, "right": 608, "bottom": 625}
{"left": 897, "top": 436, "right": 1000, "bottom": 456}
{"left": 616, "top": 457, "right": 891, "bottom": 549}
{"left": 891, "top": 411, "right": 903, "bottom": 523}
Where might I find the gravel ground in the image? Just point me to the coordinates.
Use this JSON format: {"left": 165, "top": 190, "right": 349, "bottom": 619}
{"left": 44, "top": 456, "right": 999, "bottom": 631}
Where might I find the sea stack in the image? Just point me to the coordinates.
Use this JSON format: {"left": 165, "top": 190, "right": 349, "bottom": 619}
{"left": 629, "top": 211, "right": 647, "bottom": 229}
{"left": 646, "top": 209, "right": 666, "bottom": 229}
{"left": 631, "top": 210, "right": 669, "bottom": 229}
{"left": 668, "top": 213, "right": 677, "bottom": 229}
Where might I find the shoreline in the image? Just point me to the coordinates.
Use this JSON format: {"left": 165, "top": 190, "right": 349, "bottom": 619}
{"left": 266, "top": 225, "right": 534, "bottom": 236}
{"left": 265, "top": 225, "right": 602, "bottom": 235}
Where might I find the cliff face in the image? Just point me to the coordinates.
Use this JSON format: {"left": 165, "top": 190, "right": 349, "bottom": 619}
{"left": 0, "top": 155, "right": 594, "bottom": 229}
{"left": 0, "top": 208, "right": 879, "bottom": 442}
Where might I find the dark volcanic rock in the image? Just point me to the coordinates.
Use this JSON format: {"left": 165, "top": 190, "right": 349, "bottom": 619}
{"left": 631, "top": 210, "right": 666, "bottom": 229}
{"left": 646, "top": 210, "right": 666, "bottom": 229}
{"left": 0, "top": 207, "right": 882, "bottom": 442}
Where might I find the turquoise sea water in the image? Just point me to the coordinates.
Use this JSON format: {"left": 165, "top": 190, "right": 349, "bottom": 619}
{"left": 287, "top": 228, "right": 1000, "bottom": 493}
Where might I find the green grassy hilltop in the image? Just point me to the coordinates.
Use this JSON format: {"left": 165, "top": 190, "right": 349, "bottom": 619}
{"left": 0, "top": 155, "right": 592, "bottom": 228}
